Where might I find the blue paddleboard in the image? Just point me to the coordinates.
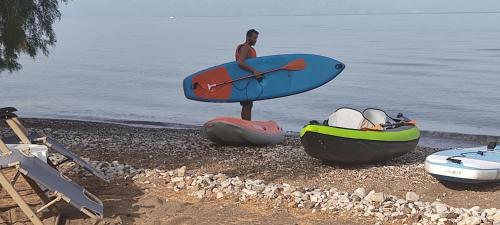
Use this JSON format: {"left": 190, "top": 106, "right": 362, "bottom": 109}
{"left": 183, "top": 54, "right": 345, "bottom": 102}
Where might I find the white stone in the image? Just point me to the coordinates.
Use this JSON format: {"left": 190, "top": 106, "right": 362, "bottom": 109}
{"left": 470, "top": 206, "right": 481, "bottom": 212}
{"left": 369, "top": 192, "right": 386, "bottom": 203}
{"left": 484, "top": 208, "right": 497, "bottom": 216}
{"left": 252, "top": 184, "right": 266, "bottom": 193}
{"left": 405, "top": 192, "right": 420, "bottom": 202}
{"left": 492, "top": 213, "right": 500, "bottom": 222}
{"left": 363, "top": 190, "right": 375, "bottom": 201}
{"left": 457, "top": 216, "right": 481, "bottom": 225}
{"left": 310, "top": 195, "right": 320, "bottom": 203}
{"left": 292, "top": 191, "right": 303, "bottom": 198}
{"left": 375, "top": 212, "right": 385, "bottom": 220}
{"left": 430, "top": 214, "right": 441, "bottom": 222}
{"left": 194, "top": 190, "right": 205, "bottom": 199}
{"left": 354, "top": 187, "right": 367, "bottom": 198}
{"left": 338, "top": 195, "right": 350, "bottom": 203}
{"left": 435, "top": 203, "right": 448, "bottom": 214}
{"left": 176, "top": 166, "right": 187, "bottom": 177}
{"left": 171, "top": 177, "right": 184, "bottom": 183}
{"left": 176, "top": 181, "right": 185, "bottom": 189}
{"left": 242, "top": 189, "right": 257, "bottom": 196}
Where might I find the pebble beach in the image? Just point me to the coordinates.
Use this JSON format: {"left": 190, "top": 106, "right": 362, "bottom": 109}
{"left": 1, "top": 118, "right": 499, "bottom": 225}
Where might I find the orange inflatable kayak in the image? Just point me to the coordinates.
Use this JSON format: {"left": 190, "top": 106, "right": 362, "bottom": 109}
{"left": 203, "top": 117, "right": 285, "bottom": 145}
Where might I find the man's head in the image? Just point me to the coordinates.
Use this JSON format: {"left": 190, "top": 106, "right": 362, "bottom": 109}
{"left": 246, "top": 29, "right": 259, "bottom": 46}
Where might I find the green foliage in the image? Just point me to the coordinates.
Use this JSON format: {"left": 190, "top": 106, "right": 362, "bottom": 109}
{"left": 0, "top": 0, "right": 66, "bottom": 73}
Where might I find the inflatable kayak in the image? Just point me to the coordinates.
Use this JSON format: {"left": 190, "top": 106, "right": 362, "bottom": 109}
{"left": 300, "top": 108, "right": 420, "bottom": 163}
{"left": 424, "top": 142, "right": 500, "bottom": 183}
{"left": 183, "top": 54, "right": 344, "bottom": 102}
{"left": 203, "top": 117, "right": 285, "bottom": 145}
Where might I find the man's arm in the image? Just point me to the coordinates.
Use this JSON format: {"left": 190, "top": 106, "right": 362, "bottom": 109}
{"left": 237, "top": 46, "right": 261, "bottom": 77}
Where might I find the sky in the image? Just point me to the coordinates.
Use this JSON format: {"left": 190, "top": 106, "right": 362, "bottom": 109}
{"left": 61, "top": 0, "right": 500, "bottom": 17}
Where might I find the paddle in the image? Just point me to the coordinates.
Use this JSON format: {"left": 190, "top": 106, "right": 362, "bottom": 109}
{"left": 387, "top": 113, "right": 417, "bottom": 126}
{"left": 206, "top": 58, "right": 306, "bottom": 91}
{"left": 364, "top": 114, "right": 417, "bottom": 131}
{"left": 380, "top": 120, "right": 417, "bottom": 129}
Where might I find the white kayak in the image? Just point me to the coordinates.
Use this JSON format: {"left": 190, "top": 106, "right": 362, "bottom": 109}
{"left": 424, "top": 143, "right": 500, "bottom": 183}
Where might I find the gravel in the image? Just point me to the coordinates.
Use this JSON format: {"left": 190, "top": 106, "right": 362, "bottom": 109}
{"left": 4, "top": 118, "right": 499, "bottom": 225}
{"left": 105, "top": 165, "right": 500, "bottom": 225}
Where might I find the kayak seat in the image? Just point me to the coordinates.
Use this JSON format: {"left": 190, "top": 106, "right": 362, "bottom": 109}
{"left": 362, "top": 108, "right": 388, "bottom": 130}
{"left": 363, "top": 108, "right": 388, "bottom": 126}
{"left": 326, "top": 108, "right": 387, "bottom": 130}
{"left": 328, "top": 108, "right": 365, "bottom": 129}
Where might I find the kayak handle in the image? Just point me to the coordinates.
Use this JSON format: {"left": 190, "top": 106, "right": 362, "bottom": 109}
{"left": 487, "top": 142, "right": 497, "bottom": 150}
{"left": 446, "top": 157, "right": 462, "bottom": 164}
{"left": 335, "top": 63, "right": 345, "bottom": 70}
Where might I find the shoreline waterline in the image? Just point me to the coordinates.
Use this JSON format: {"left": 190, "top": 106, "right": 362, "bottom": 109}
{"left": 18, "top": 116, "right": 498, "bottom": 149}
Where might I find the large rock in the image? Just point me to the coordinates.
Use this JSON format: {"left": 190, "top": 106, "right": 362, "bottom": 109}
{"left": 406, "top": 192, "right": 420, "bottom": 202}
{"left": 470, "top": 206, "right": 481, "bottom": 212}
{"left": 363, "top": 190, "right": 375, "bottom": 201}
{"left": 365, "top": 191, "right": 386, "bottom": 203}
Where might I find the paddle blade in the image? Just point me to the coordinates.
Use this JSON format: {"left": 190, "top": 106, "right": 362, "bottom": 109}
{"left": 282, "top": 58, "right": 306, "bottom": 71}
{"left": 405, "top": 120, "right": 417, "bottom": 126}
{"left": 191, "top": 66, "right": 232, "bottom": 100}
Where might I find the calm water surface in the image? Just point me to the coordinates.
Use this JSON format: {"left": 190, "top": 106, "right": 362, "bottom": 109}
{"left": 1, "top": 13, "right": 499, "bottom": 135}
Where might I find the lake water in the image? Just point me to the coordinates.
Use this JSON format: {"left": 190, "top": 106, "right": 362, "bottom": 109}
{"left": 1, "top": 13, "right": 499, "bottom": 135}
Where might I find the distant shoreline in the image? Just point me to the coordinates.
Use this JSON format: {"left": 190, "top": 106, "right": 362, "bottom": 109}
{"left": 61, "top": 10, "right": 500, "bottom": 19}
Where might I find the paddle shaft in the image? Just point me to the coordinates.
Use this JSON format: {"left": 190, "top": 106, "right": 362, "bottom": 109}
{"left": 210, "top": 67, "right": 283, "bottom": 90}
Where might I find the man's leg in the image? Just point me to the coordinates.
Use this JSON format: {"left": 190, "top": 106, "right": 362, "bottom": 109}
{"left": 240, "top": 101, "right": 253, "bottom": 121}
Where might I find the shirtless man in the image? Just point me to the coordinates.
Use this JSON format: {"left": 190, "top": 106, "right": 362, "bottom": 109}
{"left": 235, "top": 29, "right": 261, "bottom": 121}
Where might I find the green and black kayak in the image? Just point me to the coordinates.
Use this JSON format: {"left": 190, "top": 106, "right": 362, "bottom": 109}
{"left": 300, "top": 108, "right": 420, "bottom": 163}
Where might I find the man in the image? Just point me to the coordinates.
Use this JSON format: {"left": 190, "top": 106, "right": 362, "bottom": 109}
{"left": 235, "top": 29, "right": 262, "bottom": 121}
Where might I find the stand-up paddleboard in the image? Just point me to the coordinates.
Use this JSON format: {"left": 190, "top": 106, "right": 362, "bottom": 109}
{"left": 204, "top": 117, "right": 285, "bottom": 145}
{"left": 424, "top": 143, "right": 500, "bottom": 183}
{"left": 183, "top": 54, "right": 345, "bottom": 102}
